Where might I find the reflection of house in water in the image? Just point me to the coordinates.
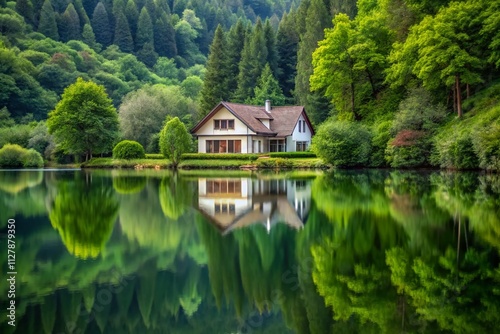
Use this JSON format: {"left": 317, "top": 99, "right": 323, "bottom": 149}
{"left": 197, "top": 178, "right": 311, "bottom": 234}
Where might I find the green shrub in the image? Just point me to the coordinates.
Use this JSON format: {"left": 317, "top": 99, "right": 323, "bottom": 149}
{"left": 0, "top": 144, "right": 44, "bottom": 168}
{"left": 268, "top": 152, "right": 316, "bottom": 158}
{"left": 112, "top": 140, "right": 146, "bottom": 160}
{"left": 113, "top": 176, "right": 147, "bottom": 194}
{"left": 145, "top": 153, "right": 164, "bottom": 159}
{"left": 0, "top": 124, "right": 32, "bottom": 148}
{"left": 473, "top": 123, "right": 500, "bottom": 171}
{"left": 182, "top": 153, "right": 259, "bottom": 161}
{"left": 370, "top": 120, "right": 392, "bottom": 167}
{"left": 385, "top": 130, "right": 430, "bottom": 168}
{"left": 0, "top": 144, "right": 26, "bottom": 167}
{"left": 432, "top": 133, "right": 479, "bottom": 169}
{"left": 256, "top": 158, "right": 294, "bottom": 169}
{"left": 23, "top": 149, "right": 44, "bottom": 167}
{"left": 312, "top": 120, "right": 372, "bottom": 167}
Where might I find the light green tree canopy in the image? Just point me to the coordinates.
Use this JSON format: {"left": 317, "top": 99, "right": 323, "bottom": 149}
{"left": 159, "top": 116, "right": 192, "bottom": 167}
{"left": 47, "top": 78, "right": 119, "bottom": 160}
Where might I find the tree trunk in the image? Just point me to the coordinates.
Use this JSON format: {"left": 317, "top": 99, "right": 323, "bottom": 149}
{"left": 466, "top": 83, "right": 470, "bottom": 99}
{"left": 456, "top": 74, "right": 462, "bottom": 118}
{"left": 350, "top": 82, "right": 360, "bottom": 121}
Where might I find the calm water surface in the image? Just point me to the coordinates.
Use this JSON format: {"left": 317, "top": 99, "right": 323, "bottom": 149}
{"left": 0, "top": 169, "right": 499, "bottom": 333}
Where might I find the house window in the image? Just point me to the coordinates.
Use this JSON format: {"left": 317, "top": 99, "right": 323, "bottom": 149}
{"left": 206, "top": 140, "right": 241, "bottom": 153}
{"left": 296, "top": 141, "right": 307, "bottom": 151}
{"left": 214, "top": 119, "right": 235, "bottom": 130}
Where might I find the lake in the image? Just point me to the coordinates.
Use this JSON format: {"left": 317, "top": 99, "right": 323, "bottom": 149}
{"left": 0, "top": 169, "right": 499, "bottom": 333}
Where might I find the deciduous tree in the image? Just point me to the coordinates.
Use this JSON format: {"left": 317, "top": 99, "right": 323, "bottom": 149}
{"left": 47, "top": 78, "right": 119, "bottom": 160}
{"left": 159, "top": 116, "right": 192, "bottom": 167}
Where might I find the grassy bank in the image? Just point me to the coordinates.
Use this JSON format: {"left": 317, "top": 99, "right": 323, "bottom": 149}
{"left": 81, "top": 154, "right": 329, "bottom": 170}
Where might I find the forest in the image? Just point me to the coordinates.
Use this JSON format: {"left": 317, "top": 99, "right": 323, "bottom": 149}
{"left": 0, "top": 0, "right": 499, "bottom": 170}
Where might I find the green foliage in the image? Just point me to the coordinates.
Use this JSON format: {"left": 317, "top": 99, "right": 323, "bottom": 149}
{"left": 255, "top": 157, "right": 293, "bottom": 169}
{"left": 112, "top": 140, "right": 146, "bottom": 159}
{"left": 385, "top": 131, "right": 430, "bottom": 168}
{"left": 181, "top": 153, "right": 259, "bottom": 160}
{"left": 112, "top": 175, "right": 147, "bottom": 194}
{"left": 370, "top": 120, "right": 392, "bottom": 167}
{"left": 0, "top": 143, "right": 27, "bottom": 167}
{"left": 268, "top": 151, "right": 316, "bottom": 158}
{"left": 22, "top": 148, "right": 44, "bottom": 167}
{"left": 247, "top": 63, "right": 286, "bottom": 106}
{"left": 118, "top": 85, "right": 197, "bottom": 148}
{"left": 0, "top": 124, "right": 32, "bottom": 148}
{"left": 47, "top": 78, "right": 119, "bottom": 160}
{"left": 0, "top": 143, "right": 43, "bottom": 167}
{"left": 312, "top": 119, "right": 372, "bottom": 167}
{"left": 37, "top": 0, "right": 58, "bottom": 40}
{"left": 159, "top": 116, "right": 192, "bottom": 166}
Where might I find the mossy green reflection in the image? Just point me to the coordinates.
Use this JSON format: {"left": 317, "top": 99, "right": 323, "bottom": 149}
{"left": 49, "top": 175, "right": 119, "bottom": 259}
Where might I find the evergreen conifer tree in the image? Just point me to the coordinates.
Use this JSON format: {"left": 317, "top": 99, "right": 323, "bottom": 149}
{"left": 264, "top": 19, "right": 278, "bottom": 77}
{"left": 276, "top": 12, "right": 299, "bottom": 101}
{"left": 82, "top": 23, "right": 98, "bottom": 50}
{"left": 226, "top": 19, "right": 246, "bottom": 97}
{"left": 15, "top": 0, "right": 34, "bottom": 26}
{"left": 114, "top": 10, "right": 134, "bottom": 52}
{"left": 248, "top": 63, "right": 286, "bottom": 106}
{"left": 92, "top": 2, "right": 113, "bottom": 46}
{"left": 124, "top": 0, "right": 139, "bottom": 38}
{"left": 154, "top": 13, "right": 177, "bottom": 58}
{"left": 199, "top": 25, "right": 229, "bottom": 116}
{"left": 59, "top": 3, "right": 81, "bottom": 42}
{"left": 233, "top": 32, "right": 254, "bottom": 102}
{"left": 137, "top": 42, "right": 158, "bottom": 67}
{"left": 38, "top": 0, "right": 59, "bottom": 40}
{"left": 136, "top": 7, "right": 154, "bottom": 51}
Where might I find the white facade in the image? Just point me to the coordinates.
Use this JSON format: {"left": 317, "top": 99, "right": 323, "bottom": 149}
{"left": 193, "top": 104, "right": 313, "bottom": 153}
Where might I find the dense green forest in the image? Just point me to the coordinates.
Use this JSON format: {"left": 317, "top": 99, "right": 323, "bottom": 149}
{"left": 0, "top": 0, "right": 499, "bottom": 170}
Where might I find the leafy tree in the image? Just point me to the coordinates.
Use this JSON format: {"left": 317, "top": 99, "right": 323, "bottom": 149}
{"left": 181, "top": 75, "right": 203, "bottom": 100}
{"left": 37, "top": 0, "right": 59, "bottom": 40}
{"left": 159, "top": 116, "right": 192, "bottom": 167}
{"left": 47, "top": 78, "right": 119, "bottom": 161}
{"left": 199, "top": 25, "right": 228, "bottom": 116}
{"left": 114, "top": 10, "right": 134, "bottom": 52}
{"left": 248, "top": 63, "right": 285, "bottom": 106}
{"left": 387, "top": 0, "right": 486, "bottom": 117}
{"left": 136, "top": 7, "right": 153, "bottom": 51}
{"left": 118, "top": 85, "right": 196, "bottom": 149}
{"left": 91, "top": 2, "right": 112, "bottom": 46}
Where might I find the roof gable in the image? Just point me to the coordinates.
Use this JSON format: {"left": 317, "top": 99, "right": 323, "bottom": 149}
{"left": 191, "top": 101, "right": 312, "bottom": 136}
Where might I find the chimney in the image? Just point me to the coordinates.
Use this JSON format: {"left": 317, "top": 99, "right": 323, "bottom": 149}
{"left": 265, "top": 100, "right": 271, "bottom": 113}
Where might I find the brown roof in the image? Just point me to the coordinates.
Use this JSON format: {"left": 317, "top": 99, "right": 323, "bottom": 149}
{"left": 191, "top": 101, "right": 314, "bottom": 136}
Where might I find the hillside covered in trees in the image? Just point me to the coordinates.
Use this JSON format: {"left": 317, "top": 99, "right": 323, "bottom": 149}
{"left": 1, "top": 0, "right": 499, "bottom": 170}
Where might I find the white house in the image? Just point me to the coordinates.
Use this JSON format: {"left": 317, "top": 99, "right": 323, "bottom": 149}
{"left": 190, "top": 100, "right": 314, "bottom": 153}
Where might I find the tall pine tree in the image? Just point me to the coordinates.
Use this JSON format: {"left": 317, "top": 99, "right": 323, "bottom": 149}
{"left": 82, "top": 23, "right": 98, "bottom": 50}
{"left": 199, "top": 25, "right": 229, "bottom": 116}
{"left": 59, "top": 3, "right": 81, "bottom": 42}
{"left": 15, "top": 0, "right": 34, "bottom": 26}
{"left": 114, "top": 10, "right": 134, "bottom": 52}
{"left": 124, "top": 0, "right": 139, "bottom": 39}
{"left": 264, "top": 19, "right": 278, "bottom": 78}
{"left": 154, "top": 12, "right": 177, "bottom": 58}
{"left": 248, "top": 63, "right": 286, "bottom": 106}
{"left": 276, "top": 12, "right": 299, "bottom": 102}
{"left": 38, "top": 0, "right": 58, "bottom": 40}
{"left": 136, "top": 7, "right": 154, "bottom": 51}
{"left": 226, "top": 19, "right": 246, "bottom": 98}
{"left": 92, "top": 2, "right": 113, "bottom": 46}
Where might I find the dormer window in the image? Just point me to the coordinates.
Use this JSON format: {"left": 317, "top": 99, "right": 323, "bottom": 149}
{"left": 214, "top": 119, "right": 235, "bottom": 130}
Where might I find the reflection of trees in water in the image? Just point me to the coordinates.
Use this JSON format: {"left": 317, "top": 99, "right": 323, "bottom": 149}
{"left": 112, "top": 175, "right": 147, "bottom": 194}
{"left": 0, "top": 170, "right": 43, "bottom": 193}
{"left": 159, "top": 174, "right": 193, "bottom": 220}
{"left": 49, "top": 177, "right": 119, "bottom": 259}
{"left": 308, "top": 171, "right": 500, "bottom": 333}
